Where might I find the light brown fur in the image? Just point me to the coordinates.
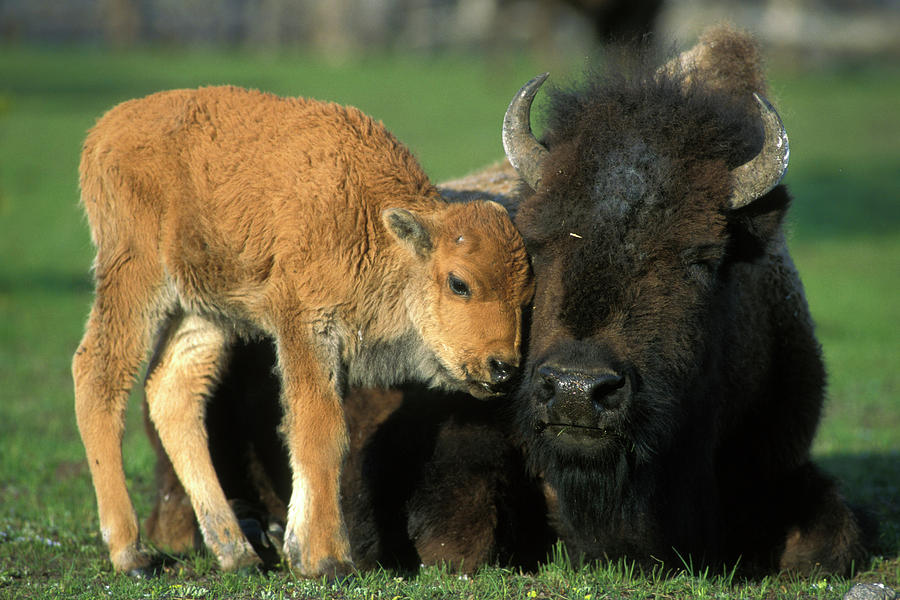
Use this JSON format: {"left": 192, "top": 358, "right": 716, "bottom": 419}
{"left": 72, "top": 86, "right": 532, "bottom": 577}
{"left": 662, "top": 22, "right": 768, "bottom": 107}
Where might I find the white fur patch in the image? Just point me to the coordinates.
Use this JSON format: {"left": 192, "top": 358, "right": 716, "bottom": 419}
{"left": 286, "top": 469, "right": 311, "bottom": 546}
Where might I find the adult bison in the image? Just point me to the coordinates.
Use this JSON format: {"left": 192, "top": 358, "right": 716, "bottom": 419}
{"left": 142, "top": 26, "right": 870, "bottom": 576}
{"left": 499, "top": 27, "right": 869, "bottom": 574}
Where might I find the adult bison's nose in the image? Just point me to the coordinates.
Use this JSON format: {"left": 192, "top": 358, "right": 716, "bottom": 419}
{"left": 489, "top": 358, "right": 517, "bottom": 385}
{"left": 537, "top": 363, "right": 629, "bottom": 420}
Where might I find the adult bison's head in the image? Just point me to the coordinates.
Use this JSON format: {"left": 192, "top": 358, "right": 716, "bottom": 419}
{"left": 503, "top": 63, "right": 789, "bottom": 478}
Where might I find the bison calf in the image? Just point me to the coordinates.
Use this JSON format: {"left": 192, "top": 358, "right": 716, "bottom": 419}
{"left": 72, "top": 86, "right": 533, "bottom": 577}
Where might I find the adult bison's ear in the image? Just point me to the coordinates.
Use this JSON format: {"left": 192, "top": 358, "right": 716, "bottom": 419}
{"left": 383, "top": 208, "right": 433, "bottom": 258}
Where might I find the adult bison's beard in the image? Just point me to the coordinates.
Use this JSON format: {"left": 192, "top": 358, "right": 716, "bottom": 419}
{"left": 513, "top": 367, "right": 688, "bottom": 563}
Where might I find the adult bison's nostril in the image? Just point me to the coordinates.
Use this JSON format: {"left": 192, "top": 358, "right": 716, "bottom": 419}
{"left": 537, "top": 364, "right": 562, "bottom": 403}
{"left": 489, "top": 358, "right": 516, "bottom": 384}
{"left": 590, "top": 372, "right": 627, "bottom": 410}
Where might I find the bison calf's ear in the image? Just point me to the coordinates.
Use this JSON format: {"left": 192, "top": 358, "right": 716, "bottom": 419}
{"left": 383, "top": 208, "right": 433, "bottom": 258}
{"left": 486, "top": 200, "right": 510, "bottom": 215}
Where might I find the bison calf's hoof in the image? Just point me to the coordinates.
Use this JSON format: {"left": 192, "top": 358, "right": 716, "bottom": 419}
{"left": 318, "top": 558, "right": 357, "bottom": 583}
{"left": 112, "top": 544, "right": 158, "bottom": 577}
{"left": 285, "top": 541, "right": 355, "bottom": 579}
{"left": 288, "top": 555, "right": 356, "bottom": 580}
{"left": 125, "top": 559, "right": 165, "bottom": 579}
{"left": 218, "top": 548, "right": 262, "bottom": 572}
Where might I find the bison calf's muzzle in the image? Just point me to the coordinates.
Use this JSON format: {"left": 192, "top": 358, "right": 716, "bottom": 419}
{"left": 464, "top": 357, "right": 519, "bottom": 397}
{"left": 489, "top": 358, "right": 517, "bottom": 385}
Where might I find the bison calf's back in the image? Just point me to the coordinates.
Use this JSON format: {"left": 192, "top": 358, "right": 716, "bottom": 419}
{"left": 73, "top": 85, "right": 532, "bottom": 576}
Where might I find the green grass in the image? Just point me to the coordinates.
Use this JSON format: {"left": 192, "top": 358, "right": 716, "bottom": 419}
{"left": 1, "top": 45, "right": 898, "bottom": 599}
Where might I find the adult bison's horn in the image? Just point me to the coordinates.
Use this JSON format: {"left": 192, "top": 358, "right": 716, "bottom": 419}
{"left": 502, "top": 73, "right": 550, "bottom": 191}
{"left": 729, "top": 93, "right": 790, "bottom": 209}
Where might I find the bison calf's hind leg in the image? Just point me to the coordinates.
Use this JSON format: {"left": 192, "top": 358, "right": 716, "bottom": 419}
{"left": 73, "top": 256, "right": 167, "bottom": 574}
{"left": 145, "top": 315, "right": 261, "bottom": 571}
{"left": 276, "top": 333, "right": 353, "bottom": 578}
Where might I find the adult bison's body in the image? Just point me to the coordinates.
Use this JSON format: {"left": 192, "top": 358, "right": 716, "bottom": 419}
{"left": 143, "top": 26, "right": 869, "bottom": 575}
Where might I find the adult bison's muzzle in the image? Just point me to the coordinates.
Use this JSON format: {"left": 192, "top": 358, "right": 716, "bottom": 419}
{"left": 527, "top": 344, "right": 636, "bottom": 447}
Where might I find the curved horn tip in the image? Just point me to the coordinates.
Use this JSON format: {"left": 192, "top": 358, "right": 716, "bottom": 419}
{"left": 524, "top": 72, "right": 551, "bottom": 95}
{"left": 729, "top": 93, "right": 790, "bottom": 209}
{"left": 753, "top": 92, "right": 790, "bottom": 177}
{"left": 502, "top": 73, "right": 551, "bottom": 191}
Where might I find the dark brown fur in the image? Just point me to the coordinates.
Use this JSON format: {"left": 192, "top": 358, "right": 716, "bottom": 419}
{"left": 509, "top": 25, "right": 868, "bottom": 575}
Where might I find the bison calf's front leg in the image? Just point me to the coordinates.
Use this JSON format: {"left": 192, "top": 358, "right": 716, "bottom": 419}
{"left": 278, "top": 337, "right": 353, "bottom": 578}
{"left": 145, "top": 315, "right": 261, "bottom": 572}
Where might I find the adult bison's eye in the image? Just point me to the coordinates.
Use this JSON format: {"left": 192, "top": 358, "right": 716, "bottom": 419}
{"left": 682, "top": 244, "right": 724, "bottom": 279}
{"left": 688, "top": 258, "right": 716, "bottom": 274}
{"left": 448, "top": 273, "right": 471, "bottom": 298}
{"left": 681, "top": 244, "right": 724, "bottom": 270}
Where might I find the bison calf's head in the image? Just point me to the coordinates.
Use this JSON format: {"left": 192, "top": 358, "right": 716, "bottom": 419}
{"left": 383, "top": 201, "right": 533, "bottom": 399}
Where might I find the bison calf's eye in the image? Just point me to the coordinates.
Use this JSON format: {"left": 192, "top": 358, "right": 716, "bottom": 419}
{"left": 447, "top": 273, "right": 471, "bottom": 298}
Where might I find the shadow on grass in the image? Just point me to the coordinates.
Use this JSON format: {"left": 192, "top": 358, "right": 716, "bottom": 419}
{"left": 0, "top": 271, "right": 93, "bottom": 294}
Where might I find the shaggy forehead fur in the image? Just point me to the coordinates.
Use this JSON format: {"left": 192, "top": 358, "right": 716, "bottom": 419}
{"left": 516, "top": 56, "right": 767, "bottom": 338}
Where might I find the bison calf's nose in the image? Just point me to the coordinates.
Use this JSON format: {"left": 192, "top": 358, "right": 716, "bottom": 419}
{"left": 489, "top": 358, "right": 517, "bottom": 385}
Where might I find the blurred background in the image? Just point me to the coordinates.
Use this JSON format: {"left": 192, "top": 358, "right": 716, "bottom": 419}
{"left": 0, "top": 0, "right": 898, "bottom": 590}
{"left": 1, "top": 0, "right": 899, "bottom": 59}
